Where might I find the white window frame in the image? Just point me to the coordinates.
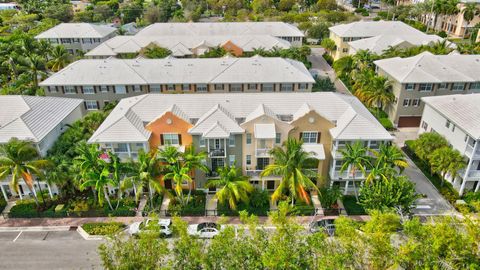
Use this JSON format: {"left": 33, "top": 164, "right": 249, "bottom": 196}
{"left": 182, "top": 84, "right": 190, "bottom": 91}
{"left": 262, "top": 84, "right": 274, "bottom": 92}
{"left": 199, "top": 137, "right": 206, "bottom": 147}
{"left": 83, "top": 85, "right": 94, "bottom": 94}
{"left": 100, "top": 85, "right": 108, "bottom": 93}
{"left": 438, "top": 83, "right": 448, "bottom": 90}
{"left": 163, "top": 133, "right": 179, "bottom": 145}
{"left": 302, "top": 131, "right": 318, "bottom": 144}
{"left": 412, "top": 99, "right": 420, "bottom": 107}
{"left": 115, "top": 85, "right": 126, "bottom": 94}
{"left": 228, "top": 134, "right": 235, "bottom": 147}
{"left": 196, "top": 84, "right": 208, "bottom": 92}
{"left": 470, "top": 82, "right": 480, "bottom": 91}
{"left": 85, "top": 100, "right": 98, "bottom": 110}
{"left": 150, "top": 84, "right": 161, "bottom": 93}
{"left": 246, "top": 133, "right": 252, "bottom": 145}
{"left": 452, "top": 82, "right": 465, "bottom": 91}
{"left": 246, "top": 155, "right": 251, "bottom": 166}
{"left": 247, "top": 83, "right": 257, "bottom": 90}
{"left": 405, "top": 83, "right": 415, "bottom": 91}
{"left": 64, "top": 86, "right": 76, "bottom": 94}
{"left": 133, "top": 85, "right": 142, "bottom": 92}
{"left": 214, "top": 84, "right": 224, "bottom": 91}
{"left": 280, "top": 84, "right": 293, "bottom": 92}
{"left": 403, "top": 98, "right": 410, "bottom": 107}
{"left": 275, "top": 133, "right": 281, "bottom": 144}
{"left": 298, "top": 83, "right": 308, "bottom": 90}
{"left": 230, "top": 84, "right": 242, "bottom": 92}
{"left": 419, "top": 83, "right": 433, "bottom": 92}
{"left": 166, "top": 84, "right": 175, "bottom": 91}
{"left": 229, "top": 155, "right": 235, "bottom": 166}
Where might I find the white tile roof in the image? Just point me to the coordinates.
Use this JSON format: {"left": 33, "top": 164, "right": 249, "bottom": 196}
{"left": 40, "top": 56, "right": 314, "bottom": 86}
{"left": 0, "top": 96, "right": 83, "bottom": 143}
{"left": 348, "top": 34, "right": 446, "bottom": 54}
{"left": 136, "top": 22, "right": 304, "bottom": 37}
{"left": 254, "top": 123, "right": 276, "bottom": 139}
{"left": 374, "top": 51, "right": 480, "bottom": 83}
{"left": 329, "top": 20, "right": 428, "bottom": 38}
{"left": 35, "top": 23, "right": 116, "bottom": 39}
{"left": 85, "top": 35, "right": 291, "bottom": 57}
{"left": 88, "top": 93, "right": 392, "bottom": 143}
{"left": 422, "top": 94, "right": 480, "bottom": 139}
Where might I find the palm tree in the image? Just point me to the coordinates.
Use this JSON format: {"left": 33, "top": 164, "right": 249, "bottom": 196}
{"left": 462, "top": 3, "right": 479, "bottom": 37}
{"left": 206, "top": 166, "right": 253, "bottom": 210}
{"left": 339, "top": 142, "right": 370, "bottom": 201}
{"left": 80, "top": 166, "right": 116, "bottom": 210}
{"left": 73, "top": 143, "right": 106, "bottom": 205}
{"left": 261, "top": 138, "right": 318, "bottom": 206}
{"left": 0, "top": 138, "right": 52, "bottom": 206}
{"left": 48, "top": 45, "right": 70, "bottom": 72}
{"left": 123, "top": 149, "right": 164, "bottom": 209}
{"left": 372, "top": 144, "right": 408, "bottom": 172}
{"left": 356, "top": 75, "right": 395, "bottom": 112}
{"left": 18, "top": 54, "right": 47, "bottom": 89}
{"left": 182, "top": 146, "right": 208, "bottom": 202}
{"left": 413, "top": 132, "right": 448, "bottom": 161}
{"left": 332, "top": 55, "right": 354, "bottom": 79}
{"left": 164, "top": 161, "right": 193, "bottom": 206}
{"left": 429, "top": 147, "right": 465, "bottom": 187}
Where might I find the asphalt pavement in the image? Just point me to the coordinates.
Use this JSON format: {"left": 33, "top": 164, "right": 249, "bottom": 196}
{"left": 0, "top": 230, "right": 102, "bottom": 269}
{"left": 308, "top": 47, "right": 351, "bottom": 95}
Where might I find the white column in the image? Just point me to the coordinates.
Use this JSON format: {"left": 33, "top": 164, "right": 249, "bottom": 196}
{"left": 262, "top": 179, "right": 265, "bottom": 190}
{"left": 475, "top": 182, "right": 480, "bottom": 192}
{"left": 127, "top": 143, "right": 132, "bottom": 158}
{"left": 460, "top": 142, "right": 478, "bottom": 196}
{"left": 344, "top": 181, "right": 349, "bottom": 195}
{"left": 0, "top": 185, "right": 8, "bottom": 201}
{"left": 18, "top": 185, "right": 23, "bottom": 200}
{"left": 47, "top": 183, "right": 53, "bottom": 199}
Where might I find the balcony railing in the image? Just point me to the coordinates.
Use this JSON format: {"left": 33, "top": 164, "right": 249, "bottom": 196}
{"left": 245, "top": 170, "right": 281, "bottom": 179}
{"left": 256, "top": 148, "right": 271, "bottom": 157}
{"left": 467, "top": 170, "right": 480, "bottom": 178}
{"left": 209, "top": 148, "right": 225, "bottom": 157}
{"left": 465, "top": 144, "right": 480, "bottom": 158}
{"left": 329, "top": 170, "right": 365, "bottom": 180}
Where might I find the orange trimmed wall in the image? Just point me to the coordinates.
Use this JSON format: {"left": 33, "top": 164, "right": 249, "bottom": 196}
{"left": 145, "top": 111, "right": 193, "bottom": 150}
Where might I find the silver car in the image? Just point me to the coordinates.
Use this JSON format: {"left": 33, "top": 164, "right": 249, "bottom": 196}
{"left": 128, "top": 219, "right": 172, "bottom": 237}
{"left": 187, "top": 222, "right": 225, "bottom": 239}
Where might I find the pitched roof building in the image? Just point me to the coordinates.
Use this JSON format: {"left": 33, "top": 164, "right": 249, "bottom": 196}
{"left": 374, "top": 52, "right": 480, "bottom": 127}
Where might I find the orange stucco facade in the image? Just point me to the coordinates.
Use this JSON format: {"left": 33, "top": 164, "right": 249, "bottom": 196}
{"left": 145, "top": 111, "right": 193, "bottom": 150}
{"left": 221, "top": 40, "right": 244, "bottom": 57}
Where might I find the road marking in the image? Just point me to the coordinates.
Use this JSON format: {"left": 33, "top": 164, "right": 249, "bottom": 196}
{"left": 416, "top": 205, "right": 431, "bottom": 209}
{"left": 12, "top": 231, "right": 22, "bottom": 242}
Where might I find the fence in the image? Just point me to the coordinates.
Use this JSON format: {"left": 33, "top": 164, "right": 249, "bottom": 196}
{"left": 5, "top": 208, "right": 136, "bottom": 219}
{"left": 140, "top": 208, "right": 346, "bottom": 218}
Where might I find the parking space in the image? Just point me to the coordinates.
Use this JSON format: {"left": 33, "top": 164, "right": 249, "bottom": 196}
{"left": 0, "top": 230, "right": 85, "bottom": 242}
{"left": 0, "top": 231, "right": 20, "bottom": 241}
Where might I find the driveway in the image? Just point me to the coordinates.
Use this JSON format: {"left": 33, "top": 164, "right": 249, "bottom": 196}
{"left": 308, "top": 47, "right": 350, "bottom": 95}
{"left": 392, "top": 129, "right": 455, "bottom": 216}
{"left": 0, "top": 230, "right": 102, "bottom": 269}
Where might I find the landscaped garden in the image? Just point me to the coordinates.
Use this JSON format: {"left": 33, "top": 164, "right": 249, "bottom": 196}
{"left": 82, "top": 222, "right": 125, "bottom": 236}
{"left": 217, "top": 188, "right": 270, "bottom": 216}
{"left": 167, "top": 190, "right": 206, "bottom": 216}
{"left": 342, "top": 195, "right": 367, "bottom": 215}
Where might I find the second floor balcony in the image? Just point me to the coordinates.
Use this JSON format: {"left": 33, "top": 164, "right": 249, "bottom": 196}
{"left": 209, "top": 148, "right": 226, "bottom": 158}
{"left": 255, "top": 148, "right": 271, "bottom": 157}
{"left": 465, "top": 144, "right": 480, "bottom": 159}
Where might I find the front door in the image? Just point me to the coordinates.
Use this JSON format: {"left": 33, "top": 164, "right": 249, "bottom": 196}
{"left": 267, "top": 180, "right": 275, "bottom": 190}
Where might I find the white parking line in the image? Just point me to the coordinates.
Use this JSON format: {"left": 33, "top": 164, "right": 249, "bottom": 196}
{"left": 12, "top": 231, "right": 22, "bottom": 242}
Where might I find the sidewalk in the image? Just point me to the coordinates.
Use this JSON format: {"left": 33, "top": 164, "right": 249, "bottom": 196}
{"left": 0, "top": 214, "right": 371, "bottom": 227}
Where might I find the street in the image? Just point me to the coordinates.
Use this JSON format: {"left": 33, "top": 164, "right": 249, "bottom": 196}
{"left": 308, "top": 47, "right": 351, "bottom": 95}
{"left": 0, "top": 230, "right": 102, "bottom": 270}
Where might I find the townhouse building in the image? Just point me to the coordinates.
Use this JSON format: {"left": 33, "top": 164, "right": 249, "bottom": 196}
{"left": 328, "top": 21, "right": 446, "bottom": 60}
{"left": 374, "top": 52, "right": 480, "bottom": 127}
{"left": 135, "top": 22, "right": 305, "bottom": 46}
{"left": 35, "top": 23, "right": 117, "bottom": 55}
{"left": 0, "top": 96, "right": 84, "bottom": 201}
{"left": 39, "top": 56, "right": 315, "bottom": 110}
{"left": 419, "top": 94, "right": 480, "bottom": 195}
{"left": 85, "top": 35, "right": 292, "bottom": 58}
{"left": 88, "top": 93, "right": 392, "bottom": 193}
{"left": 420, "top": 0, "right": 480, "bottom": 38}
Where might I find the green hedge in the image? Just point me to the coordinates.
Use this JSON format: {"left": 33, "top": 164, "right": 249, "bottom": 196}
{"left": 168, "top": 191, "right": 206, "bottom": 216}
{"left": 0, "top": 199, "right": 7, "bottom": 214}
{"left": 217, "top": 201, "right": 270, "bottom": 217}
{"left": 82, "top": 222, "right": 125, "bottom": 235}
{"left": 403, "top": 141, "right": 459, "bottom": 204}
{"left": 8, "top": 202, "right": 68, "bottom": 218}
{"left": 379, "top": 118, "right": 394, "bottom": 130}
{"left": 343, "top": 196, "right": 366, "bottom": 215}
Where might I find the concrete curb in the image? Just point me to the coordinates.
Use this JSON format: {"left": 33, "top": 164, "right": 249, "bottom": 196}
{"left": 0, "top": 226, "right": 71, "bottom": 232}
{"left": 76, "top": 226, "right": 105, "bottom": 241}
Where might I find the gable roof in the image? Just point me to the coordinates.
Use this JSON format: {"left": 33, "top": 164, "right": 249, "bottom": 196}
{"left": 40, "top": 56, "right": 314, "bottom": 86}
{"left": 329, "top": 20, "right": 427, "bottom": 38}
{"left": 422, "top": 94, "right": 480, "bottom": 139}
{"left": 136, "top": 22, "right": 304, "bottom": 37}
{"left": 35, "top": 23, "right": 116, "bottom": 39}
{"left": 374, "top": 52, "right": 480, "bottom": 83}
{"left": 88, "top": 93, "right": 392, "bottom": 143}
{"left": 348, "top": 34, "right": 446, "bottom": 54}
{"left": 0, "top": 96, "right": 83, "bottom": 144}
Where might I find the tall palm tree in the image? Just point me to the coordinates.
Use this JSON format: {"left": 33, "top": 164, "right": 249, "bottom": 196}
{"left": 339, "top": 142, "right": 370, "bottom": 201}
{"left": 261, "top": 138, "right": 318, "bottom": 206}
{"left": 48, "top": 45, "right": 70, "bottom": 72}
{"left": 164, "top": 161, "right": 193, "bottom": 206}
{"left": 123, "top": 149, "right": 164, "bottom": 209}
{"left": 332, "top": 55, "right": 354, "bottom": 79}
{"left": 206, "top": 166, "right": 253, "bottom": 210}
{"left": 429, "top": 147, "right": 465, "bottom": 187}
{"left": 462, "top": 3, "right": 479, "bottom": 37}
{"left": 413, "top": 132, "right": 448, "bottom": 161}
{"left": 73, "top": 143, "right": 106, "bottom": 205}
{"left": 81, "top": 166, "right": 116, "bottom": 210}
{"left": 182, "top": 146, "right": 208, "bottom": 202}
{"left": 372, "top": 144, "right": 408, "bottom": 172}
{"left": 18, "top": 54, "right": 47, "bottom": 89}
{"left": 356, "top": 75, "right": 395, "bottom": 112}
{"left": 0, "top": 138, "right": 52, "bottom": 206}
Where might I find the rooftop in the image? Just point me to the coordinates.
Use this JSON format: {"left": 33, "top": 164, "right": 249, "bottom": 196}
{"left": 329, "top": 20, "right": 432, "bottom": 38}
{"left": 422, "top": 94, "right": 480, "bottom": 139}
{"left": 35, "top": 23, "right": 117, "bottom": 39}
{"left": 136, "top": 22, "right": 304, "bottom": 37}
{"left": 85, "top": 35, "right": 291, "bottom": 57}
{"left": 39, "top": 56, "right": 315, "bottom": 86}
{"left": 88, "top": 92, "right": 392, "bottom": 143}
{"left": 348, "top": 34, "right": 447, "bottom": 54}
{"left": 0, "top": 96, "right": 83, "bottom": 144}
{"left": 374, "top": 51, "right": 480, "bottom": 83}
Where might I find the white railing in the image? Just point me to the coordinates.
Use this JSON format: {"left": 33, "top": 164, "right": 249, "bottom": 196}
{"left": 465, "top": 144, "right": 480, "bottom": 158}
{"left": 329, "top": 170, "right": 365, "bottom": 180}
{"left": 467, "top": 170, "right": 480, "bottom": 178}
{"left": 256, "top": 148, "right": 271, "bottom": 157}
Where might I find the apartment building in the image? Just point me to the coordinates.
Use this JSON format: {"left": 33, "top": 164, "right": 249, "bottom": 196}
{"left": 35, "top": 23, "right": 117, "bottom": 55}
{"left": 135, "top": 22, "right": 305, "bottom": 46}
{"left": 85, "top": 35, "right": 292, "bottom": 58}
{"left": 328, "top": 21, "right": 446, "bottom": 60}
{"left": 88, "top": 93, "right": 392, "bottom": 192}
{"left": 419, "top": 94, "right": 480, "bottom": 195}
{"left": 421, "top": 0, "right": 480, "bottom": 38}
{"left": 39, "top": 56, "right": 315, "bottom": 110}
{"left": 374, "top": 52, "right": 480, "bottom": 127}
{"left": 0, "top": 96, "right": 84, "bottom": 201}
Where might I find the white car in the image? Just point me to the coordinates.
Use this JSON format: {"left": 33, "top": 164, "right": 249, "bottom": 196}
{"left": 187, "top": 222, "right": 225, "bottom": 239}
{"left": 128, "top": 219, "right": 172, "bottom": 237}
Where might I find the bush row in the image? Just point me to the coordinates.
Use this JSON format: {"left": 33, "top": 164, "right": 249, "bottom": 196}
{"left": 82, "top": 222, "right": 125, "bottom": 235}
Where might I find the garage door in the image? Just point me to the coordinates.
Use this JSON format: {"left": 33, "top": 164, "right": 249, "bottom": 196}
{"left": 398, "top": 116, "right": 421, "bottom": 127}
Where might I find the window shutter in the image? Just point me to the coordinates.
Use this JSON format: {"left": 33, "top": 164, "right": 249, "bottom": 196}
{"left": 299, "top": 132, "right": 303, "bottom": 141}
{"left": 60, "top": 86, "right": 64, "bottom": 94}
{"left": 317, "top": 132, "right": 321, "bottom": 143}
{"left": 94, "top": 86, "right": 98, "bottom": 93}
{"left": 83, "top": 101, "right": 87, "bottom": 110}
{"left": 160, "top": 134, "right": 164, "bottom": 145}
{"left": 178, "top": 134, "right": 182, "bottom": 145}
{"left": 125, "top": 86, "right": 129, "bottom": 93}
{"left": 75, "top": 86, "right": 80, "bottom": 93}
{"left": 146, "top": 85, "right": 150, "bottom": 93}
{"left": 80, "top": 86, "right": 84, "bottom": 94}
{"left": 96, "top": 101, "right": 99, "bottom": 109}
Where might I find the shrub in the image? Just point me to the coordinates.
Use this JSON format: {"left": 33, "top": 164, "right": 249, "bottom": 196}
{"left": 82, "top": 222, "right": 125, "bottom": 235}
{"left": 322, "top": 53, "right": 334, "bottom": 65}
{"left": 250, "top": 189, "right": 269, "bottom": 209}
{"left": 343, "top": 196, "right": 366, "bottom": 215}
{"left": 379, "top": 118, "right": 394, "bottom": 130}
{"left": 168, "top": 192, "right": 206, "bottom": 216}
{"left": 437, "top": 31, "right": 447, "bottom": 38}
{"left": 361, "top": 11, "right": 369, "bottom": 17}
{"left": 319, "top": 187, "right": 342, "bottom": 209}
{"left": 0, "top": 199, "right": 6, "bottom": 214}
{"left": 454, "top": 203, "right": 471, "bottom": 214}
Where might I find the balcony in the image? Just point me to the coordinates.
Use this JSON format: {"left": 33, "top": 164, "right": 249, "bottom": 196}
{"left": 255, "top": 148, "right": 271, "bottom": 157}
{"left": 465, "top": 144, "right": 480, "bottom": 159}
{"left": 329, "top": 170, "right": 365, "bottom": 180}
{"left": 245, "top": 169, "right": 281, "bottom": 179}
{"left": 467, "top": 170, "right": 480, "bottom": 179}
{"left": 209, "top": 148, "right": 225, "bottom": 158}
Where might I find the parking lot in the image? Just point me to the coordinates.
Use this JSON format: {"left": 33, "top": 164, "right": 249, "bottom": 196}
{"left": 0, "top": 229, "right": 102, "bottom": 269}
